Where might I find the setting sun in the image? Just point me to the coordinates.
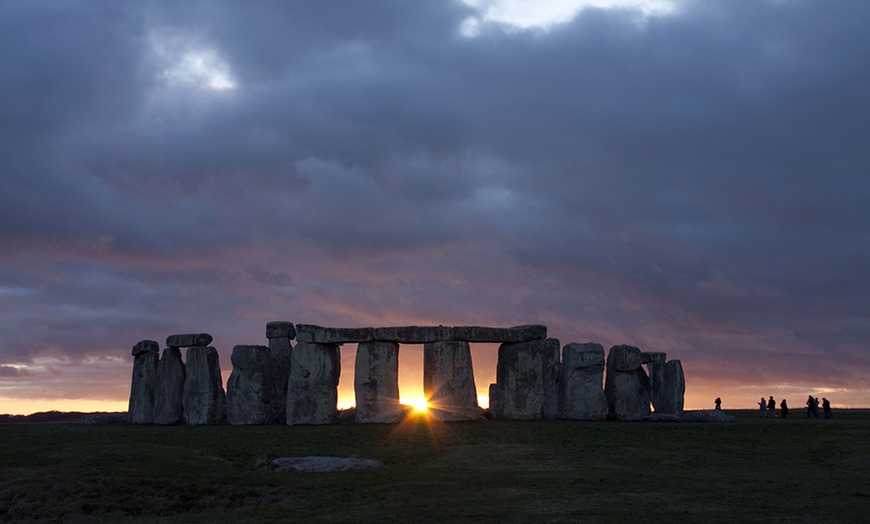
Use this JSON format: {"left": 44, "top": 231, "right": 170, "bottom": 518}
{"left": 407, "top": 398, "right": 430, "bottom": 413}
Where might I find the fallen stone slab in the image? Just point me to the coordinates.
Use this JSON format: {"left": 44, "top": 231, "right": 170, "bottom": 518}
{"left": 271, "top": 456, "right": 381, "bottom": 473}
{"left": 680, "top": 410, "right": 736, "bottom": 423}
{"left": 373, "top": 326, "right": 453, "bottom": 343}
{"left": 266, "top": 321, "right": 296, "bottom": 340}
{"left": 166, "top": 333, "right": 213, "bottom": 348}
{"left": 295, "top": 325, "right": 374, "bottom": 344}
{"left": 78, "top": 413, "right": 128, "bottom": 425}
{"left": 452, "top": 325, "right": 547, "bottom": 343}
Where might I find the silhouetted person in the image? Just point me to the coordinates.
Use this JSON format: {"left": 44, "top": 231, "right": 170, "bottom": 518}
{"left": 813, "top": 397, "right": 820, "bottom": 418}
{"left": 822, "top": 398, "right": 833, "bottom": 419}
{"left": 806, "top": 395, "right": 814, "bottom": 418}
{"left": 714, "top": 397, "right": 721, "bottom": 410}
{"left": 767, "top": 396, "right": 776, "bottom": 417}
{"left": 780, "top": 398, "right": 788, "bottom": 418}
{"left": 759, "top": 397, "right": 767, "bottom": 417}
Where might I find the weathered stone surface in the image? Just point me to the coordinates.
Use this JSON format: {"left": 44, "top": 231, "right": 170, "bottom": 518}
{"left": 607, "top": 344, "right": 643, "bottom": 372}
{"left": 78, "top": 413, "right": 127, "bottom": 425}
{"left": 604, "top": 345, "right": 650, "bottom": 421}
{"left": 132, "top": 339, "right": 159, "bottom": 357}
{"left": 183, "top": 346, "right": 226, "bottom": 425}
{"left": 373, "top": 326, "right": 453, "bottom": 344}
{"left": 152, "top": 347, "right": 185, "bottom": 425}
{"left": 641, "top": 352, "right": 667, "bottom": 364}
{"left": 286, "top": 342, "right": 340, "bottom": 425}
{"left": 354, "top": 341, "right": 402, "bottom": 423}
{"left": 488, "top": 383, "right": 500, "bottom": 418}
{"left": 166, "top": 333, "right": 213, "bottom": 348}
{"left": 541, "top": 338, "right": 561, "bottom": 420}
{"left": 269, "top": 337, "right": 293, "bottom": 424}
{"left": 452, "top": 325, "right": 547, "bottom": 343}
{"left": 227, "top": 345, "right": 273, "bottom": 425}
{"left": 559, "top": 342, "right": 608, "bottom": 420}
{"left": 266, "top": 321, "right": 296, "bottom": 340}
{"left": 423, "top": 340, "right": 481, "bottom": 421}
{"left": 128, "top": 340, "right": 159, "bottom": 424}
{"left": 492, "top": 339, "right": 555, "bottom": 420}
{"left": 295, "top": 325, "right": 374, "bottom": 344}
{"left": 648, "top": 359, "right": 685, "bottom": 415}
{"left": 271, "top": 457, "right": 381, "bottom": 472}
{"left": 680, "top": 409, "right": 735, "bottom": 422}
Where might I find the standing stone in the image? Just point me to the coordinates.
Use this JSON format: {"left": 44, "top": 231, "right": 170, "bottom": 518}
{"left": 227, "top": 345, "right": 273, "bottom": 425}
{"left": 648, "top": 359, "right": 685, "bottom": 415}
{"left": 183, "top": 346, "right": 226, "bottom": 425}
{"left": 129, "top": 340, "right": 159, "bottom": 424}
{"left": 286, "top": 342, "right": 340, "bottom": 425}
{"left": 152, "top": 347, "right": 185, "bottom": 425}
{"left": 559, "top": 343, "right": 608, "bottom": 420}
{"left": 268, "top": 336, "right": 293, "bottom": 424}
{"left": 493, "top": 339, "right": 552, "bottom": 420}
{"left": 266, "top": 321, "right": 295, "bottom": 424}
{"left": 354, "top": 341, "right": 402, "bottom": 423}
{"left": 604, "top": 345, "right": 650, "bottom": 421}
{"left": 541, "top": 338, "right": 561, "bottom": 420}
{"left": 423, "top": 340, "right": 481, "bottom": 421}
{"left": 488, "top": 383, "right": 500, "bottom": 418}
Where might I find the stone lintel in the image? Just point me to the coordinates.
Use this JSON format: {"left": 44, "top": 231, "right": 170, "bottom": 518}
{"left": 166, "top": 333, "right": 213, "bottom": 348}
{"left": 295, "top": 324, "right": 374, "bottom": 344}
{"left": 132, "top": 339, "right": 159, "bottom": 356}
{"left": 266, "top": 321, "right": 296, "bottom": 340}
{"left": 373, "top": 326, "right": 453, "bottom": 344}
{"left": 641, "top": 352, "right": 667, "bottom": 364}
{"left": 452, "top": 324, "right": 547, "bottom": 343}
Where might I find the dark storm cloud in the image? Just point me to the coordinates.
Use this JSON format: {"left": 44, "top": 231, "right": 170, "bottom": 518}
{"left": 1, "top": 0, "right": 869, "bottom": 409}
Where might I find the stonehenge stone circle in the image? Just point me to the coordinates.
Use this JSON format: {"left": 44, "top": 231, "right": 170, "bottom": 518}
{"left": 423, "top": 340, "right": 481, "bottom": 421}
{"left": 604, "top": 345, "right": 651, "bottom": 421}
{"left": 354, "top": 341, "right": 402, "bottom": 423}
{"left": 182, "top": 346, "right": 226, "bottom": 425}
{"left": 559, "top": 342, "right": 608, "bottom": 420}
{"left": 129, "top": 340, "right": 159, "bottom": 424}
{"left": 286, "top": 342, "right": 340, "bottom": 425}
{"left": 128, "top": 322, "right": 689, "bottom": 426}
{"left": 152, "top": 347, "right": 185, "bottom": 425}
{"left": 227, "top": 345, "right": 274, "bottom": 425}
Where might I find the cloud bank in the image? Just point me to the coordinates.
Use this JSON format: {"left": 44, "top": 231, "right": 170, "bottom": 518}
{"left": 1, "top": 0, "right": 869, "bottom": 412}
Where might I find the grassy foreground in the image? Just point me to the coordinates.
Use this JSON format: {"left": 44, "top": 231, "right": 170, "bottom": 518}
{"left": 2, "top": 410, "right": 869, "bottom": 523}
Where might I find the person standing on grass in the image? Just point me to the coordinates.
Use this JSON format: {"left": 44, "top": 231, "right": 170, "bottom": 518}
{"left": 813, "top": 397, "right": 821, "bottom": 418}
{"left": 759, "top": 397, "right": 768, "bottom": 417}
{"left": 822, "top": 398, "right": 833, "bottom": 419}
{"left": 780, "top": 398, "right": 789, "bottom": 418}
{"left": 715, "top": 397, "right": 721, "bottom": 410}
{"left": 807, "top": 395, "right": 815, "bottom": 418}
{"left": 767, "top": 396, "right": 777, "bottom": 417}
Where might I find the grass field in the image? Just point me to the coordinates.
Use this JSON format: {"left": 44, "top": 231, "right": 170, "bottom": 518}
{"left": 2, "top": 410, "right": 869, "bottom": 523}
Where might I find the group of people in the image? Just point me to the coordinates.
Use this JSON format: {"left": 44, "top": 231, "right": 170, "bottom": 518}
{"left": 749, "top": 395, "right": 833, "bottom": 418}
{"left": 804, "top": 395, "right": 834, "bottom": 419}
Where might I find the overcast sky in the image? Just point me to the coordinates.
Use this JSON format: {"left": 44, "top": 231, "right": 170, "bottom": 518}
{"left": 2, "top": 0, "right": 869, "bottom": 413}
